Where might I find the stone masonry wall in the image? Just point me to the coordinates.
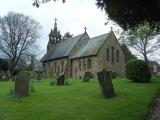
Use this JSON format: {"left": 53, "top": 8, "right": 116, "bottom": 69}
{"left": 43, "top": 32, "right": 125, "bottom": 78}
{"left": 44, "top": 58, "right": 69, "bottom": 77}
{"left": 71, "top": 56, "right": 98, "bottom": 78}
{"left": 71, "top": 32, "right": 125, "bottom": 78}
{"left": 97, "top": 32, "right": 125, "bottom": 77}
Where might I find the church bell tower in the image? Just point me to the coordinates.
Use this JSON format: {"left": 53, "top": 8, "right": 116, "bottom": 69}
{"left": 47, "top": 18, "right": 62, "bottom": 52}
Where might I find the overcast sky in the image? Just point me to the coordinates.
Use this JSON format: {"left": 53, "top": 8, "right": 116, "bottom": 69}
{"left": 1, "top": 0, "right": 159, "bottom": 62}
{"left": 0, "top": 0, "right": 115, "bottom": 57}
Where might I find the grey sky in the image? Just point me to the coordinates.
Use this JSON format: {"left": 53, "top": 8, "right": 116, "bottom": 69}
{"left": 0, "top": 0, "right": 113, "bottom": 57}
{"left": 1, "top": 0, "right": 159, "bottom": 62}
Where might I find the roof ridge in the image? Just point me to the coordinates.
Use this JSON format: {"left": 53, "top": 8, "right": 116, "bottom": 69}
{"left": 89, "top": 32, "right": 109, "bottom": 40}
{"left": 41, "top": 33, "right": 85, "bottom": 62}
{"left": 48, "top": 33, "right": 84, "bottom": 51}
{"left": 71, "top": 32, "right": 110, "bottom": 59}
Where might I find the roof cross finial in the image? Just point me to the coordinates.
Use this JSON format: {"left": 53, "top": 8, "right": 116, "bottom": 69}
{"left": 54, "top": 18, "right": 57, "bottom": 22}
{"left": 84, "top": 27, "right": 87, "bottom": 33}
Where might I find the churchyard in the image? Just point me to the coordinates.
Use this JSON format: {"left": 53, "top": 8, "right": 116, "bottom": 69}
{"left": 0, "top": 77, "right": 160, "bottom": 120}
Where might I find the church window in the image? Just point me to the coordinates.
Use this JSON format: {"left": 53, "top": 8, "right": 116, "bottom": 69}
{"left": 78, "top": 59, "right": 81, "bottom": 70}
{"left": 106, "top": 48, "right": 110, "bottom": 61}
{"left": 116, "top": 50, "right": 120, "bottom": 62}
{"left": 57, "top": 64, "right": 60, "bottom": 75}
{"left": 43, "top": 63, "right": 45, "bottom": 67}
{"left": 61, "top": 61, "right": 64, "bottom": 72}
{"left": 87, "top": 58, "right": 92, "bottom": 69}
{"left": 54, "top": 63, "right": 57, "bottom": 73}
{"left": 75, "top": 68, "right": 77, "bottom": 77}
{"left": 111, "top": 47, "right": 114, "bottom": 63}
{"left": 51, "top": 66, "right": 54, "bottom": 75}
{"left": 83, "top": 59, "right": 86, "bottom": 70}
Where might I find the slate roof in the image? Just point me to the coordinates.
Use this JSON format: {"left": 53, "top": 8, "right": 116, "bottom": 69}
{"left": 41, "top": 34, "right": 84, "bottom": 62}
{"left": 71, "top": 33, "right": 109, "bottom": 59}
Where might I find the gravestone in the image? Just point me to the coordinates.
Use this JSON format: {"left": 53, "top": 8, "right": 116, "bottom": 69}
{"left": 97, "top": 69, "right": 116, "bottom": 98}
{"left": 83, "top": 72, "right": 92, "bottom": 82}
{"left": 57, "top": 72, "right": 65, "bottom": 85}
{"left": 15, "top": 71, "right": 30, "bottom": 96}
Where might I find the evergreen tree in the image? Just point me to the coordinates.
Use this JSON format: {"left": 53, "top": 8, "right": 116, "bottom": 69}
{"left": 121, "top": 43, "right": 137, "bottom": 63}
{"left": 62, "top": 32, "right": 73, "bottom": 40}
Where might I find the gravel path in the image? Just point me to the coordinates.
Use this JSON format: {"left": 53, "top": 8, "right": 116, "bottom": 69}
{"left": 147, "top": 92, "right": 160, "bottom": 120}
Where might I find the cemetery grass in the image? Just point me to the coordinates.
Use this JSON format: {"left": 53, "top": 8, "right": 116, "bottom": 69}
{"left": 0, "top": 78, "right": 160, "bottom": 120}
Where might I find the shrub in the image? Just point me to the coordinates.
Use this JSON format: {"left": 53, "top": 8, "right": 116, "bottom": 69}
{"left": 0, "top": 59, "right": 9, "bottom": 72}
{"left": 125, "top": 59, "right": 151, "bottom": 82}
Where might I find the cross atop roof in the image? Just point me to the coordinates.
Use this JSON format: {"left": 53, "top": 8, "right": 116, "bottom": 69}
{"left": 54, "top": 18, "right": 57, "bottom": 22}
{"left": 84, "top": 27, "right": 87, "bottom": 33}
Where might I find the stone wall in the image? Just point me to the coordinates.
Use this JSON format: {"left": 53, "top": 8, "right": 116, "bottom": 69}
{"left": 43, "top": 32, "right": 125, "bottom": 78}
{"left": 97, "top": 32, "right": 125, "bottom": 77}
{"left": 69, "top": 33, "right": 90, "bottom": 57}
{"left": 71, "top": 56, "right": 98, "bottom": 78}
{"left": 71, "top": 32, "right": 125, "bottom": 78}
{"left": 43, "top": 58, "right": 69, "bottom": 77}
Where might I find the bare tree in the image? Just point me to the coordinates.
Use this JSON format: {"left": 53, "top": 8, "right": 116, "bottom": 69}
{"left": 0, "top": 12, "right": 41, "bottom": 76}
{"left": 122, "top": 21, "right": 160, "bottom": 63}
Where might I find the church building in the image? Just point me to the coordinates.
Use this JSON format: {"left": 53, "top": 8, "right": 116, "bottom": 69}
{"left": 41, "top": 20, "right": 125, "bottom": 78}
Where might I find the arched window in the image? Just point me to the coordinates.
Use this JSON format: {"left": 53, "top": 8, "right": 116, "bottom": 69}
{"left": 87, "top": 58, "right": 91, "bottom": 69}
{"left": 106, "top": 48, "right": 110, "bottom": 61}
{"left": 111, "top": 47, "right": 114, "bottom": 63}
{"left": 57, "top": 64, "right": 60, "bottom": 75}
{"left": 61, "top": 61, "right": 64, "bottom": 72}
{"left": 116, "top": 50, "right": 120, "bottom": 62}
{"left": 78, "top": 59, "right": 81, "bottom": 70}
{"left": 83, "top": 59, "right": 86, "bottom": 70}
{"left": 54, "top": 63, "right": 57, "bottom": 73}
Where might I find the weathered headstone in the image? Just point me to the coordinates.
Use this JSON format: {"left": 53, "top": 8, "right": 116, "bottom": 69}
{"left": 97, "top": 69, "right": 116, "bottom": 98}
{"left": 83, "top": 72, "right": 92, "bottom": 82}
{"left": 15, "top": 71, "right": 30, "bottom": 96}
{"left": 57, "top": 72, "right": 65, "bottom": 85}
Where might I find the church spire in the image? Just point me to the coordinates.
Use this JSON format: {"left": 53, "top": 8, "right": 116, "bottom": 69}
{"left": 47, "top": 18, "right": 62, "bottom": 52}
{"left": 53, "top": 18, "right": 58, "bottom": 33}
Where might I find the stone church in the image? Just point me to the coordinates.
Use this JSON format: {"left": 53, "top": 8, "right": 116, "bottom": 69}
{"left": 41, "top": 20, "right": 125, "bottom": 78}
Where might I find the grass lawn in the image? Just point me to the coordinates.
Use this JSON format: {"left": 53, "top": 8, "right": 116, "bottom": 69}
{"left": 0, "top": 78, "right": 160, "bottom": 120}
